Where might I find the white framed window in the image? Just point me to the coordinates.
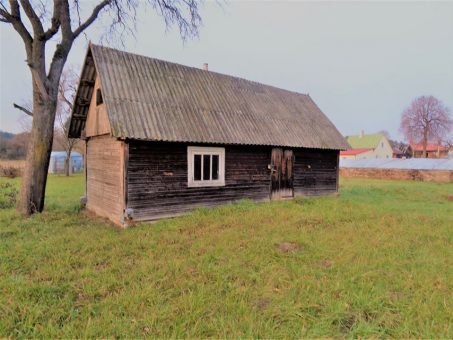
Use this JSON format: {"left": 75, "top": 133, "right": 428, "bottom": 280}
{"left": 187, "top": 146, "right": 225, "bottom": 187}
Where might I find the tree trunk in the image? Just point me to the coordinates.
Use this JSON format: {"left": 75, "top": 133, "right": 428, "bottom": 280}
{"left": 422, "top": 129, "right": 428, "bottom": 158}
{"left": 16, "top": 38, "right": 71, "bottom": 215}
{"left": 64, "top": 150, "right": 72, "bottom": 176}
{"left": 17, "top": 93, "right": 58, "bottom": 215}
{"left": 64, "top": 155, "right": 71, "bottom": 176}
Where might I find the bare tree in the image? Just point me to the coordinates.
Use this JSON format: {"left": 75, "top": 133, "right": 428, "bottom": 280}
{"left": 15, "top": 68, "right": 81, "bottom": 175}
{"left": 400, "top": 96, "right": 453, "bottom": 158}
{"left": 54, "top": 67, "right": 79, "bottom": 176}
{"left": 444, "top": 138, "right": 453, "bottom": 148}
{"left": 17, "top": 106, "right": 33, "bottom": 132}
{"left": 0, "top": 0, "right": 203, "bottom": 215}
{"left": 13, "top": 102, "right": 33, "bottom": 117}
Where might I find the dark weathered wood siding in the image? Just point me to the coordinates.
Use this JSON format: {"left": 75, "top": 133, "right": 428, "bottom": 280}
{"left": 293, "top": 149, "right": 339, "bottom": 196}
{"left": 126, "top": 141, "right": 271, "bottom": 220}
{"left": 126, "top": 141, "right": 339, "bottom": 221}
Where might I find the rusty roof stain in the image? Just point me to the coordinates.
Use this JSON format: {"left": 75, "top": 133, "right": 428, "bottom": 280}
{"left": 69, "top": 44, "right": 349, "bottom": 150}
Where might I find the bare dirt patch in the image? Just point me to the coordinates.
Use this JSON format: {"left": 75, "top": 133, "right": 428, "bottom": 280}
{"left": 255, "top": 297, "right": 271, "bottom": 311}
{"left": 319, "top": 259, "right": 333, "bottom": 268}
{"left": 94, "top": 261, "right": 111, "bottom": 271}
{"left": 186, "top": 267, "right": 197, "bottom": 275}
{"left": 277, "top": 242, "right": 303, "bottom": 253}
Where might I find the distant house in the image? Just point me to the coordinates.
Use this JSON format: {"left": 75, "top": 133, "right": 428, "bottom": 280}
{"left": 409, "top": 143, "right": 449, "bottom": 158}
{"left": 68, "top": 44, "right": 349, "bottom": 225}
{"left": 392, "top": 147, "right": 404, "bottom": 158}
{"left": 339, "top": 148, "right": 373, "bottom": 160}
{"left": 48, "top": 151, "right": 83, "bottom": 174}
{"left": 340, "top": 132, "right": 393, "bottom": 160}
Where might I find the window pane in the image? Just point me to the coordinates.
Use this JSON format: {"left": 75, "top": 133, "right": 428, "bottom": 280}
{"left": 96, "top": 88, "right": 103, "bottom": 105}
{"left": 194, "top": 154, "right": 201, "bottom": 180}
{"left": 203, "top": 154, "right": 211, "bottom": 180}
{"left": 211, "top": 155, "right": 219, "bottom": 180}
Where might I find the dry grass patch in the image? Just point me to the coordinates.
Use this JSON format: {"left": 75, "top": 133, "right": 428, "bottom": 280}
{"left": 0, "top": 160, "right": 25, "bottom": 178}
{"left": 277, "top": 242, "right": 303, "bottom": 253}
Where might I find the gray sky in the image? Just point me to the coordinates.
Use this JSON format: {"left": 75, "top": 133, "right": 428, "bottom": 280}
{"left": 1, "top": 1, "right": 453, "bottom": 140}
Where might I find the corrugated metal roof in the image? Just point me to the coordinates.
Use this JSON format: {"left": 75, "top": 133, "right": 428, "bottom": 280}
{"left": 69, "top": 44, "right": 349, "bottom": 150}
{"left": 340, "top": 158, "right": 453, "bottom": 170}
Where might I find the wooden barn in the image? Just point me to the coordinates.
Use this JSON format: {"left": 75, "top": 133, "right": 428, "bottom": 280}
{"left": 68, "top": 44, "right": 349, "bottom": 225}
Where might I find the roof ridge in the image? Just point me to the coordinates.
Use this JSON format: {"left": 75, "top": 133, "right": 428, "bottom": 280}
{"left": 90, "top": 43, "right": 311, "bottom": 99}
{"left": 347, "top": 132, "right": 384, "bottom": 137}
{"left": 69, "top": 44, "right": 349, "bottom": 150}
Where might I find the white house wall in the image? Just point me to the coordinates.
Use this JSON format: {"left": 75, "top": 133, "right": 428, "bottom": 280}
{"left": 354, "top": 150, "right": 375, "bottom": 160}
{"left": 357, "top": 137, "right": 393, "bottom": 160}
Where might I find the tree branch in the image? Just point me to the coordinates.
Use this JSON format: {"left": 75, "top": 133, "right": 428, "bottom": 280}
{"left": 0, "top": 7, "right": 11, "bottom": 20}
{"left": 18, "top": 0, "right": 44, "bottom": 35}
{"left": 42, "top": 0, "right": 62, "bottom": 40}
{"left": 13, "top": 102, "right": 33, "bottom": 116}
{"left": 2, "top": 3, "right": 45, "bottom": 98}
{"left": 31, "top": 68, "right": 50, "bottom": 100}
{"left": 59, "top": 0, "right": 73, "bottom": 40}
{"left": 73, "top": 0, "right": 111, "bottom": 38}
{"left": 2, "top": 1, "right": 33, "bottom": 61}
{"left": 59, "top": 87, "right": 73, "bottom": 110}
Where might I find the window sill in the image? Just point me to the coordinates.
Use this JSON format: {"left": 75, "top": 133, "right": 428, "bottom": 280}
{"left": 187, "top": 181, "right": 225, "bottom": 188}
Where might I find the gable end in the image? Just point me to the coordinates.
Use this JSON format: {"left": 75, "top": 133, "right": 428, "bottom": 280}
{"left": 68, "top": 47, "right": 105, "bottom": 138}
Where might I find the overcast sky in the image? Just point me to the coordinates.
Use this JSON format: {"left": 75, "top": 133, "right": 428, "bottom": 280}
{"left": 1, "top": 1, "right": 453, "bottom": 140}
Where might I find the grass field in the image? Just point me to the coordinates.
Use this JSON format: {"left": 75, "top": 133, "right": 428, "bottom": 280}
{"left": 0, "top": 174, "right": 452, "bottom": 338}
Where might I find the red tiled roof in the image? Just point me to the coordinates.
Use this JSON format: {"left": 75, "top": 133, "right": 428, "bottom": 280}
{"left": 410, "top": 143, "right": 448, "bottom": 152}
{"left": 340, "top": 148, "right": 373, "bottom": 156}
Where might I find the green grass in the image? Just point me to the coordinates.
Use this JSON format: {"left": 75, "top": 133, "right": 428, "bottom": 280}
{"left": 1, "top": 174, "right": 452, "bottom": 338}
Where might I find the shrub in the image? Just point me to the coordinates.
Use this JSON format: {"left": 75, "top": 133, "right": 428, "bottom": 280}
{"left": 0, "top": 165, "right": 22, "bottom": 178}
{"left": 0, "top": 182, "right": 18, "bottom": 208}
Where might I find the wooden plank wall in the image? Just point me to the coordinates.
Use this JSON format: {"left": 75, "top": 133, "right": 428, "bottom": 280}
{"left": 126, "top": 142, "right": 271, "bottom": 220}
{"left": 293, "top": 148, "right": 339, "bottom": 196}
{"left": 126, "top": 142, "right": 340, "bottom": 220}
{"left": 86, "top": 135, "right": 125, "bottom": 224}
{"left": 85, "top": 75, "right": 110, "bottom": 137}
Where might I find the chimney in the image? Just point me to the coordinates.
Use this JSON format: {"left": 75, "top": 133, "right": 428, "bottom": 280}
{"left": 359, "top": 130, "right": 364, "bottom": 138}
{"left": 202, "top": 63, "right": 208, "bottom": 71}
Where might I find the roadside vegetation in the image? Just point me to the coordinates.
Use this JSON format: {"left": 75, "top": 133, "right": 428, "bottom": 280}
{"left": 0, "top": 175, "right": 452, "bottom": 337}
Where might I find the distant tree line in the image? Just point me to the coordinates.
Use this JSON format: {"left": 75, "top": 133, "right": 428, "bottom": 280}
{"left": 0, "top": 128, "right": 83, "bottom": 161}
{"left": 0, "top": 131, "right": 30, "bottom": 159}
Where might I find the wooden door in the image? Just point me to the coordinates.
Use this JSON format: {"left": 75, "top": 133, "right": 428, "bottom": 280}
{"left": 270, "top": 148, "right": 294, "bottom": 199}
